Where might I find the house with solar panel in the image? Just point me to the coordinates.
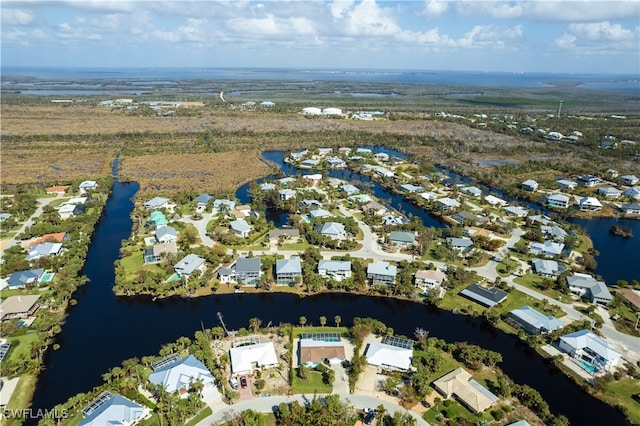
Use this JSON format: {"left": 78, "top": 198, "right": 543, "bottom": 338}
{"left": 364, "top": 336, "right": 414, "bottom": 372}
{"left": 79, "top": 392, "right": 150, "bottom": 426}
{"left": 506, "top": 306, "right": 563, "bottom": 335}
{"left": 299, "top": 333, "right": 346, "bottom": 367}
{"left": 148, "top": 354, "right": 218, "bottom": 399}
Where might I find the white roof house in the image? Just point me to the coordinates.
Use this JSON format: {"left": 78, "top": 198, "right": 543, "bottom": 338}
{"left": 279, "top": 189, "right": 297, "bottom": 200}
{"left": 623, "top": 186, "right": 640, "bottom": 200}
{"left": 621, "top": 175, "right": 639, "bottom": 185}
{"left": 521, "top": 179, "right": 538, "bottom": 192}
{"left": 174, "top": 254, "right": 206, "bottom": 278}
{"left": 323, "top": 107, "right": 343, "bottom": 115}
{"left": 155, "top": 226, "right": 178, "bottom": 243}
{"left": 317, "top": 260, "right": 352, "bottom": 281}
{"left": 144, "top": 197, "right": 169, "bottom": 210}
{"left": 309, "top": 208, "right": 332, "bottom": 219}
{"left": 531, "top": 258, "right": 566, "bottom": 277}
{"left": 79, "top": 393, "right": 150, "bottom": 426}
{"left": 461, "top": 186, "right": 482, "bottom": 197}
{"left": 597, "top": 187, "right": 622, "bottom": 198}
{"left": 148, "top": 355, "right": 216, "bottom": 398}
{"left": 556, "top": 179, "right": 577, "bottom": 190}
{"left": 364, "top": 342, "right": 412, "bottom": 371}
{"left": 503, "top": 205, "right": 529, "bottom": 217}
{"left": 79, "top": 180, "right": 98, "bottom": 193}
{"left": 26, "top": 242, "right": 62, "bottom": 261}
{"left": 547, "top": 193, "right": 570, "bottom": 209}
{"left": 314, "top": 222, "right": 346, "bottom": 239}
{"left": 507, "top": 306, "right": 563, "bottom": 334}
{"left": 341, "top": 184, "right": 360, "bottom": 195}
{"left": 484, "top": 195, "right": 506, "bottom": 206}
{"left": 230, "top": 219, "right": 253, "bottom": 237}
{"left": 559, "top": 330, "right": 621, "bottom": 372}
{"left": 302, "top": 107, "right": 322, "bottom": 115}
{"left": 436, "top": 197, "right": 461, "bottom": 211}
{"left": 529, "top": 241, "right": 565, "bottom": 257}
{"left": 579, "top": 197, "right": 603, "bottom": 211}
{"left": 230, "top": 342, "right": 278, "bottom": 376}
{"left": 567, "top": 273, "right": 612, "bottom": 305}
{"left": 58, "top": 203, "right": 81, "bottom": 219}
{"left": 367, "top": 261, "right": 397, "bottom": 285}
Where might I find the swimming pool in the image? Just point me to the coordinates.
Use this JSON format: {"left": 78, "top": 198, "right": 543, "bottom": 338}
{"left": 41, "top": 272, "right": 56, "bottom": 282}
{"left": 577, "top": 360, "right": 600, "bottom": 374}
{"left": 167, "top": 273, "right": 181, "bottom": 282}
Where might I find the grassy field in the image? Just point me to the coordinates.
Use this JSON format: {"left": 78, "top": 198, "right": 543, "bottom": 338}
{"left": 5, "top": 374, "right": 37, "bottom": 412}
{"left": 185, "top": 407, "right": 213, "bottom": 426}
{"left": 514, "top": 274, "right": 567, "bottom": 301}
{"left": 602, "top": 378, "right": 640, "bottom": 425}
{"left": 291, "top": 371, "right": 332, "bottom": 394}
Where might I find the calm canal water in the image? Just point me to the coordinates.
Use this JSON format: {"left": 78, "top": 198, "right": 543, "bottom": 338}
{"left": 29, "top": 153, "right": 634, "bottom": 425}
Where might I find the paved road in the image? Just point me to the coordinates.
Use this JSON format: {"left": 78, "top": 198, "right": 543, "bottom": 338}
{"left": 196, "top": 392, "right": 428, "bottom": 425}
{"left": 1, "top": 196, "right": 61, "bottom": 251}
{"left": 182, "top": 213, "right": 216, "bottom": 247}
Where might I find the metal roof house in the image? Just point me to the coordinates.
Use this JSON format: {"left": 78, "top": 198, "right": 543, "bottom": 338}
{"left": 521, "top": 180, "right": 538, "bottom": 192}
{"left": 144, "top": 197, "right": 169, "bottom": 210}
{"left": 340, "top": 184, "right": 360, "bottom": 195}
{"left": 367, "top": 262, "right": 397, "bottom": 285}
{"left": 461, "top": 186, "right": 482, "bottom": 197}
{"left": 229, "top": 219, "right": 252, "bottom": 237}
{"left": 597, "top": 187, "right": 622, "bottom": 199}
{"left": 506, "top": 306, "right": 563, "bottom": 334}
{"left": 559, "top": 330, "right": 621, "bottom": 372}
{"left": 531, "top": 258, "right": 566, "bottom": 277}
{"left": 433, "top": 368, "right": 499, "bottom": 413}
{"left": 155, "top": 226, "right": 178, "bottom": 243}
{"left": 79, "top": 180, "right": 98, "bottom": 194}
{"left": 388, "top": 231, "right": 416, "bottom": 247}
{"left": 529, "top": 241, "right": 565, "bottom": 257}
{"left": 174, "top": 254, "right": 206, "bottom": 278}
{"left": 78, "top": 393, "right": 150, "bottom": 426}
{"left": 148, "top": 355, "right": 217, "bottom": 398}
{"left": 275, "top": 257, "right": 302, "bottom": 285}
{"left": 503, "top": 205, "right": 529, "bottom": 217}
{"left": 234, "top": 257, "right": 262, "bottom": 286}
{"left": 5, "top": 268, "right": 45, "bottom": 289}
{"left": 317, "top": 260, "right": 351, "bottom": 281}
{"left": 567, "top": 273, "right": 612, "bottom": 305}
{"left": 447, "top": 237, "right": 473, "bottom": 251}
{"left": 436, "top": 197, "right": 461, "bottom": 211}
{"left": 547, "top": 193, "right": 570, "bottom": 209}
{"left": 315, "top": 222, "right": 346, "bottom": 239}
{"left": 26, "top": 242, "right": 62, "bottom": 261}
{"left": 484, "top": 194, "right": 506, "bottom": 206}
{"left": 194, "top": 193, "right": 213, "bottom": 207}
{"left": 460, "top": 284, "right": 507, "bottom": 307}
{"left": 579, "top": 196, "right": 603, "bottom": 211}
{"left": 279, "top": 189, "right": 296, "bottom": 201}
{"left": 213, "top": 199, "right": 236, "bottom": 212}
{"left": 556, "top": 179, "right": 577, "bottom": 190}
{"left": 620, "top": 175, "right": 639, "bottom": 186}
{"left": 624, "top": 186, "right": 640, "bottom": 200}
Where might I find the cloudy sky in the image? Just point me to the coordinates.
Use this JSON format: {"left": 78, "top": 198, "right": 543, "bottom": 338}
{"left": 2, "top": 0, "right": 639, "bottom": 73}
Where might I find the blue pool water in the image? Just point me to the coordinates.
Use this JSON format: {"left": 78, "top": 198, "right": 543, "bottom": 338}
{"left": 578, "top": 360, "right": 600, "bottom": 374}
{"left": 41, "top": 273, "right": 55, "bottom": 282}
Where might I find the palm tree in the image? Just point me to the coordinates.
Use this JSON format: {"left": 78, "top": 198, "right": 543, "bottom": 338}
{"left": 334, "top": 315, "right": 341, "bottom": 328}
{"left": 375, "top": 404, "right": 387, "bottom": 422}
{"left": 299, "top": 316, "right": 307, "bottom": 327}
{"left": 249, "top": 317, "right": 262, "bottom": 333}
{"left": 319, "top": 316, "right": 327, "bottom": 327}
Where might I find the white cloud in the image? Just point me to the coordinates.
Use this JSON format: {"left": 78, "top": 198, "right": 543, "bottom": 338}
{"left": 554, "top": 21, "right": 639, "bottom": 50}
{"left": 1, "top": 9, "right": 34, "bottom": 25}
{"left": 396, "top": 28, "right": 456, "bottom": 47}
{"left": 59, "top": 22, "right": 73, "bottom": 32}
{"left": 59, "top": 0, "right": 135, "bottom": 13}
{"left": 567, "top": 21, "right": 635, "bottom": 41}
{"left": 423, "top": 0, "right": 449, "bottom": 16}
{"left": 455, "top": 1, "right": 639, "bottom": 22}
{"left": 458, "top": 24, "right": 523, "bottom": 48}
{"left": 226, "top": 14, "right": 316, "bottom": 36}
{"left": 330, "top": 0, "right": 355, "bottom": 20}
{"left": 330, "top": 0, "right": 400, "bottom": 36}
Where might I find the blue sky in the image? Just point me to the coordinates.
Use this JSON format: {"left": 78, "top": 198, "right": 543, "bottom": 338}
{"left": 2, "top": 0, "right": 639, "bottom": 73}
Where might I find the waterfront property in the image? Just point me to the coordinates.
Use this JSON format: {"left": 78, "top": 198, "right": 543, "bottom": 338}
{"left": 155, "top": 226, "right": 178, "bottom": 243}
{"left": 620, "top": 175, "right": 639, "bottom": 186}
{"left": 623, "top": 186, "right": 640, "bottom": 200}
{"left": 433, "top": 368, "right": 499, "bottom": 413}
{"left": 547, "top": 193, "right": 570, "bottom": 209}
{"left": 521, "top": 180, "right": 539, "bottom": 192}
{"left": 0, "top": 295, "right": 41, "bottom": 321}
{"left": 567, "top": 273, "right": 612, "bottom": 305}
{"left": 275, "top": 257, "right": 302, "bottom": 285}
{"left": 25, "top": 242, "right": 63, "bottom": 261}
{"left": 484, "top": 194, "right": 506, "bottom": 206}
{"left": 540, "top": 224, "right": 568, "bottom": 242}
{"left": 340, "top": 184, "right": 360, "bottom": 195}
{"left": 148, "top": 354, "right": 217, "bottom": 398}
{"left": 143, "top": 242, "right": 177, "bottom": 264}
{"left": 620, "top": 202, "right": 640, "bottom": 214}
{"left": 579, "top": 197, "right": 603, "bottom": 212}
{"left": 234, "top": 257, "right": 262, "bottom": 286}
{"left": 399, "top": 183, "right": 424, "bottom": 193}
{"left": 436, "top": 197, "right": 461, "bottom": 211}
{"left": 317, "top": 260, "right": 352, "bottom": 281}
{"left": 364, "top": 337, "right": 413, "bottom": 372}
{"left": 79, "top": 392, "right": 150, "bottom": 426}
{"left": 503, "top": 205, "right": 529, "bottom": 217}
{"left": 597, "top": 187, "right": 622, "bottom": 199}
{"left": 4, "top": 268, "right": 45, "bottom": 289}
{"left": 367, "top": 261, "right": 397, "bottom": 286}
{"left": 559, "top": 330, "right": 621, "bottom": 372}
{"left": 58, "top": 203, "right": 82, "bottom": 219}
{"left": 144, "top": 196, "right": 170, "bottom": 210}
{"left": 230, "top": 341, "right": 278, "bottom": 376}
{"left": 531, "top": 258, "right": 566, "bottom": 278}
{"left": 577, "top": 175, "right": 599, "bottom": 187}
{"left": 556, "top": 179, "right": 577, "bottom": 190}
{"left": 460, "top": 284, "right": 507, "bottom": 307}
{"left": 506, "top": 306, "right": 563, "bottom": 334}
{"left": 79, "top": 180, "right": 98, "bottom": 194}
{"left": 529, "top": 241, "right": 565, "bottom": 258}
{"left": 414, "top": 269, "right": 446, "bottom": 293}
{"left": 461, "top": 186, "right": 482, "bottom": 197}
{"left": 299, "top": 333, "right": 346, "bottom": 366}
{"left": 174, "top": 254, "right": 206, "bottom": 279}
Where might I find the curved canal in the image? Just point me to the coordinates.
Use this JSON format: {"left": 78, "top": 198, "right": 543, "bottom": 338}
{"left": 29, "top": 152, "right": 635, "bottom": 425}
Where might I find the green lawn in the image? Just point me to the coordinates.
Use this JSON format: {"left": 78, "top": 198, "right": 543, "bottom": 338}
{"left": 495, "top": 289, "right": 539, "bottom": 315}
{"left": 423, "top": 398, "right": 492, "bottom": 425}
{"left": 291, "top": 371, "right": 332, "bottom": 394}
{"left": 120, "top": 251, "right": 162, "bottom": 276}
{"left": 5, "top": 374, "right": 37, "bottom": 412}
{"left": 6, "top": 333, "right": 41, "bottom": 365}
{"left": 185, "top": 407, "right": 213, "bottom": 426}
{"left": 603, "top": 378, "right": 640, "bottom": 425}
{"left": 496, "top": 258, "right": 519, "bottom": 277}
{"left": 514, "top": 274, "right": 566, "bottom": 301}
{"left": 280, "top": 241, "right": 311, "bottom": 251}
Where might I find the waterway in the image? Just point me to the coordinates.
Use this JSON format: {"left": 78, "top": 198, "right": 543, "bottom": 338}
{"left": 29, "top": 153, "right": 634, "bottom": 425}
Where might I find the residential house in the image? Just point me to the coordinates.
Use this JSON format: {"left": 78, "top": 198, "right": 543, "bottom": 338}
{"left": 414, "top": 269, "right": 446, "bottom": 293}
{"left": 26, "top": 242, "right": 62, "bottom": 261}
{"left": 26, "top": 232, "right": 68, "bottom": 248}
{"left": 299, "top": 337, "right": 346, "bottom": 365}
{"left": 447, "top": 237, "right": 473, "bottom": 251}
{"left": 0, "top": 213, "right": 11, "bottom": 223}
{"left": 338, "top": 147, "right": 352, "bottom": 155}
{"left": 5, "top": 268, "right": 45, "bottom": 290}
{"left": 0, "top": 295, "right": 41, "bottom": 321}
{"left": 150, "top": 211, "right": 168, "bottom": 228}
{"left": 259, "top": 182, "right": 276, "bottom": 191}
{"left": 388, "top": 231, "right": 416, "bottom": 247}
{"left": 620, "top": 202, "right": 640, "bottom": 214}
{"left": 46, "top": 185, "right": 69, "bottom": 196}
{"left": 218, "top": 268, "right": 234, "bottom": 284}
{"left": 230, "top": 342, "right": 278, "bottom": 376}
{"left": 58, "top": 203, "right": 82, "bottom": 219}
{"left": 399, "top": 184, "right": 423, "bottom": 193}
{"left": 318, "top": 148, "right": 333, "bottom": 155}
{"left": 540, "top": 224, "right": 568, "bottom": 242}
{"left": 374, "top": 152, "right": 389, "bottom": 161}
{"left": 567, "top": 273, "right": 612, "bottom": 305}
{"left": 451, "top": 211, "right": 486, "bottom": 226}
{"left": 364, "top": 342, "right": 412, "bottom": 371}
{"left": 78, "top": 393, "right": 150, "bottom": 426}
{"left": 309, "top": 208, "right": 332, "bottom": 219}
{"left": 597, "top": 187, "right": 622, "bottom": 199}
{"left": 194, "top": 193, "right": 213, "bottom": 208}
{"left": 317, "top": 260, "right": 352, "bottom": 281}
{"left": 213, "top": 199, "right": 236, "bottom": 212}
{"left": 144, "top": 197, "right": 169, "bottom": 210}
{"left": 300, "top": 159, "right": 320, "bottom": 168}
{"left": 621, "top": 175, "right": 639, "bottom": 186}
{"left": 556, "top": 179, "right": 577, "bottom": 190}
{"left": 300, "top": 199, "right": 323, "bottom": 209}
{"left": 507, "top": 306, "right": 563, "bottom": 335}
{"left": 148, "top": 355, "right": 217, "bottom": 398}
{"left": 275, "top": 257, "right": 302, "bottom": 285}
{"left": 268, "top": 228, "right": 300, "bottom": 240}
{"left": 79, "top": 180, "right": 98, "bottom": 194}
{"left": 279, "top": 189, "right": 296, "bottom": 201}
{"left": 529, "top": 241, "right": 565, "bottom": 257}
{"left": 278, "top": 177, "right": 296, "bottom": 186}
{"left": 381, "top": 215, "right": 408, "bottom": 226}
{"left": 433, "top": 368, "right": 499, "bottom": 413}
{"left": 436, "top": 197, "right": 461, "bottom": 211}
{"left": 484, "top": 194, "right": 506, "bottom": 206}
{"left": 289, "top": 150, "right": 308, "bottom": 161}
{"left": 234, "top": 257, "right": 262, "bottom": 285}
{"left": 559, "top": 330, "right": 621, "bottom": 372}
{"left": 327, "top": 157, "right": 346, "bottom": 168}
{"left": 606, "top": 169, "right": 619, "bottom": 178}
{"left": 531, "top": 258, "right": 566, "bottom": 278}
{"left": 174, "top": 254, "right": 206, "bottom": 278}
{"left": 521, "top": 179, "right": 538, "bottom": 192}
{"left": 367, "top": 261, "right": 397, "bottom": 285}
{"left": 421, "top": 192, "right": 439, "bottom": 201}
{"left": 340, "top": 184, "right": 360, "bottom": 195}
{"left": 547, "top": 193, "right": 570, "bottom": 209}
{"left": 579, "top": 196, "right": 603, "bottom": 211}
{"left": 577, "top": 175, "right": 600, "bottom": 187}
{"left": 527, "top": 214, "right": 554, "bottom": 226}
{"left": 503, "top": 205, "right": 529, "bottom": 217}
{"left": 461, "top": 186, "right": 482, "bottom": 197}
{"left": 230, "top": 219, "right": 252, "bottom": 237}
{"left": 315, "top": 222, "right": 346, "bottom": 239}
{"left": 365, "top": 200, "right": 388, "bottom": 216}
{"left": 303, "top": 174, "right": 322, "bottom": 185}
{"left": 155, "top": 226, "right": 178, "bottom": 243}
{"left": 356, "top": 147, "right": 372, "bottom": 154}
{"left": 623, "top": 186, "right": 640, "bottom": 200}
{"left": 143, "top": 242, "right": 177, "bottom": 264}
{"left": 460, "top": 284, "right": 508, "bottom": 307}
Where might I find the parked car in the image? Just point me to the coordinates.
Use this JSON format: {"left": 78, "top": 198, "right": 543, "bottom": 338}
{"left": 229, "top": 377, "right": 238, "bottom": 390}
{"left": 240, "top": 376, "right": 248, "bottom": 389}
